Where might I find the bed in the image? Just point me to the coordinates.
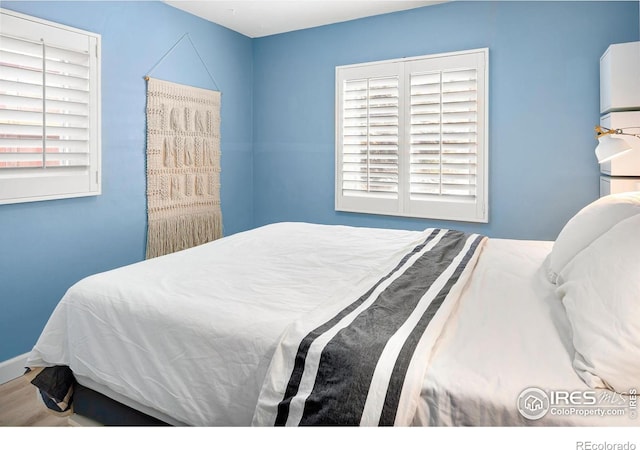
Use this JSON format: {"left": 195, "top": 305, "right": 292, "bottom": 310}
{"left": 24, "top": 193, "right": 640, "bottom": 427}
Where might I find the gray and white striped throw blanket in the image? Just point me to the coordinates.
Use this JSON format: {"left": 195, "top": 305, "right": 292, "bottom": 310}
{"left": 252, "top": 228, "right": 486, "bottom": 426}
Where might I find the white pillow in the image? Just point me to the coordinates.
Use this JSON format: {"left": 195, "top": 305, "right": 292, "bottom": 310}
{"left": 556, "top": 213, "right": 640, "bottom": 393}
{"left": 546, "top": 192, "right": 640, "bottom": 284}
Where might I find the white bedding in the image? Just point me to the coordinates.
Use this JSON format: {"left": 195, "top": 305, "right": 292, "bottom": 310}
{"left": 416, "top": 239, "right": 636, "bottom": 426}
{"left": 27, "top": 222, "right": 637, "bottom": 426}
{"left": 27, "top": 222, "right": 430, "bottom": 426}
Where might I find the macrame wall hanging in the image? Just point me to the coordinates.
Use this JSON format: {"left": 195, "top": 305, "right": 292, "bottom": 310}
{"left": 144, "top": 34, "right": 222, "bottom": 259}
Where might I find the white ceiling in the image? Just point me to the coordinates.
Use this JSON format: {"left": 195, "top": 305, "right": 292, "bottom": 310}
{"left": 163, "top": 1, "right": 447, "bottom": 38}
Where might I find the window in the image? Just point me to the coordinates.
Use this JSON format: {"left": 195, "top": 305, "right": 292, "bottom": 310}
{"left": 335, "top": 48, "right": 488, "bottom": 223}
{"left": 0, "top": 9, "right": 101, "bottom": 205}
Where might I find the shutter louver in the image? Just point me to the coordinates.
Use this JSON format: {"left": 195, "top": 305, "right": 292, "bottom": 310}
{"left": 410, "top": 68, "right": 478, "bottom": 200}
{"left": 342, "top": 76, "right": 399, "bottom": 199}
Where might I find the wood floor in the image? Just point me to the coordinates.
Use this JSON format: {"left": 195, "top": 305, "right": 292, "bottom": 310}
{"left": 0, "top": 376, "right": 69, "bottom": 427}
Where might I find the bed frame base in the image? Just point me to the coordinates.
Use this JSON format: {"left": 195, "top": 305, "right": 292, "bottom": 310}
{"left": 73, "top": 383, "right": 169, "bottom": 426}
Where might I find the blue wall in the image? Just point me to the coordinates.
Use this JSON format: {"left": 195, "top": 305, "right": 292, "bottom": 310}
{"left": 0, "top": 1, "right": 638, "bottom": 363}
{"left": 252, "top": 0, "right": 639, "bottom": 239}
{"left": 0, "top": 1, "right": 254, "bottom": 361}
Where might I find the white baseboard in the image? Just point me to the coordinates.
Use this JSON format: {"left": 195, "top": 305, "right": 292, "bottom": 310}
{"left": 0, "top": 353, "right": 29, "bottom": 385}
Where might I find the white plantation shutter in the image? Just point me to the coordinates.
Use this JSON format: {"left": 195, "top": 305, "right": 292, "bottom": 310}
{"left": 342, "top": 76, "right": 399, "bottom": 198}
{"left": 337, "top": 62, "right": 402, "bottom": 215}
{"left": 0, "top": 9, "right": 100, "bottom": 205}
{"left": 409, "top": 69, "right": 478, "bottom": 198}
{"left": 336, "top": 49, "right": 488, "bottom": 222}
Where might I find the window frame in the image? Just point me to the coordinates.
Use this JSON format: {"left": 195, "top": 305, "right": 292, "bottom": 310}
{"left": 0, "top": 8, "right": 101, "bottom": 205}
{"left": 335, "top": 48, "right": 489, "bottom": 223}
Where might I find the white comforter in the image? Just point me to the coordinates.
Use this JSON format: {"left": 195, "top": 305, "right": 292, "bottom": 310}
{"left": 27, "top": 222, "right": 431, "bottom": 426}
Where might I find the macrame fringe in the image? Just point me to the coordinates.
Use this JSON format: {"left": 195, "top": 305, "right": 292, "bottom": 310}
{"left": 146, "top": 211, "right": 223, "bottom": 259}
